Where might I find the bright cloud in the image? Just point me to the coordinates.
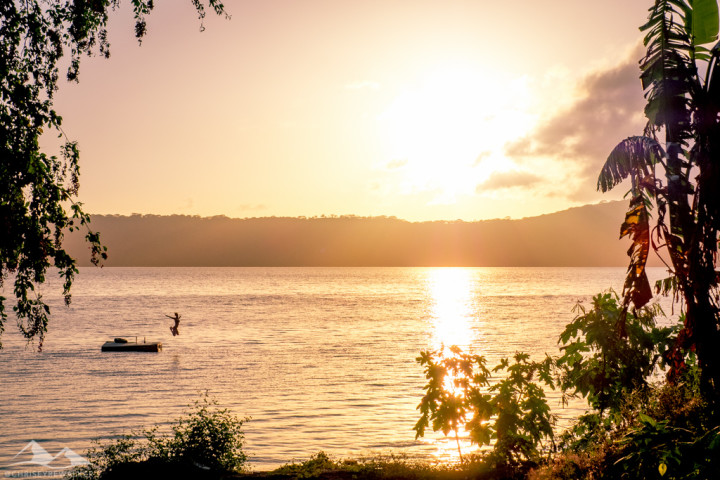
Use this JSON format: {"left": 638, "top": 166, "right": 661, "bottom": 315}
{"left": 504, "top": 44, "right": 646, "bottom": 200}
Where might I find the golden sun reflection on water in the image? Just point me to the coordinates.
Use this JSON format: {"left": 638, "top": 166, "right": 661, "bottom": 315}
{"left": 428, "top": 268, "right": 477, "bottom": 350}
{"left": 425, "top": 268, "right": 484, "bottom": 463}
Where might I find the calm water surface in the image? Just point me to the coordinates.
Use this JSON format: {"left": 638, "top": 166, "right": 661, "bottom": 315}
{"left": 0, "top": 267, "right": 673, "bottom": 470}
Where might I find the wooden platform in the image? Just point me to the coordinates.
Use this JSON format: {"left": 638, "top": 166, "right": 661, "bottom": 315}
{"left": 101, "top": 340, "right": 162, "bottom": 352}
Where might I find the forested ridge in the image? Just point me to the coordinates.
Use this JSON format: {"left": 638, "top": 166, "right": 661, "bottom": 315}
{"left": 65, "top": 201, "right": 653, "bottom": 267}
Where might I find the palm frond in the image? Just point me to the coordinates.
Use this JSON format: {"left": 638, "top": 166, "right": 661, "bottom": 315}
{"left": 640, "top": 0, "right": 697, "bottom": 137}
{"left": 597, "top": 136, "right": 665, "bottom": 193}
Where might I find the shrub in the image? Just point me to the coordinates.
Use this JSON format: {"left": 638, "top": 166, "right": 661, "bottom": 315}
{"left": 71, "top": 393, "right": 249, "bottom": 479}
{"left": 606, "top": 372, "right": 718, "bottom": 480}
{"left": 274, "top": 451, "right": 340, "bottom": 478}
{"left": 526, "top": 449, "right": 606, "bottom": 480}
{"left": 273, "top": 451, "right": 494, "bottom": 480}
{"left": 151, "top": 394, "right": 249, "bottom": 472}
{"left": 414, "top": 346, "right": 555, "bottom": 467}
{"left": 71, "top": 434, "right": 145, "bottom": 480}
{"left": 555, "top": 290, "right": 675, "bottom": 416}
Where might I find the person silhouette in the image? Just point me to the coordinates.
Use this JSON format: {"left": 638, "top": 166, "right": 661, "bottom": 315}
{"left": 166, "top": 312, "right": 181, "bottom": 336}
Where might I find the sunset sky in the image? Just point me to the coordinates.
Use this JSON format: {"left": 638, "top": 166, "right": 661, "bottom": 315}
{"left": 48, "top": 0, "right": 651, "bottom": 221}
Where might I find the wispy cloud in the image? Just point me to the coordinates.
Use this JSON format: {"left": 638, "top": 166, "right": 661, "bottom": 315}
{"left": 386, "top": 158, "right": 408, "bottom": 170}
{"left": 473, "top": 151, "right": 492, "bottom": 167}
{"left": 476, "top": 170, "right": 542, "bottom": 192}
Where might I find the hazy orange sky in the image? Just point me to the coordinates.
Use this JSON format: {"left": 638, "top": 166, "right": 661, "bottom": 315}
{"left": 47, "top": 0, "right": 651, "bottom": 221}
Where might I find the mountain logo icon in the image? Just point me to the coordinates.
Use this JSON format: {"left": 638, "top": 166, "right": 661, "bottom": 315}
{"left": 8, "top": 440, "right": 89, "bottom": 470}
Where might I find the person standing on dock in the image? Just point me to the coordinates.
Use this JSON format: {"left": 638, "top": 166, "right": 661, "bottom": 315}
{"left": 166, "top": 312, "right": 181, "bottom": 336}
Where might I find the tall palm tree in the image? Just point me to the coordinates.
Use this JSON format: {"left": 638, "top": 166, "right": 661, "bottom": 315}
{"left": 598, "top": 0, "right": 720, "bottom": 400}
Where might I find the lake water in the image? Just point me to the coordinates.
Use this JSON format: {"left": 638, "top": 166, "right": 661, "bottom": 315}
{"left": 0, "top": 267, "right": 675, "bottom": 471}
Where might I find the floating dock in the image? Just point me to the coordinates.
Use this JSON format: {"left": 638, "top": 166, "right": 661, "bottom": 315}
{"left": 101, "top": 338, "right": 162, "bottom": 352}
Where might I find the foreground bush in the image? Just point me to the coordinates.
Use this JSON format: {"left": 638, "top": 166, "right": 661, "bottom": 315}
{"left": 412, "top": 288, "right": 720, "bottom": 479}
{"left": 72, "top": 394, "right": 249, "bottom": 479}
{"left": 414, "top": 346, "right": 555, "bottom": 470}
{"left": 528, "top": 374, "right": 719, "bottom": 480}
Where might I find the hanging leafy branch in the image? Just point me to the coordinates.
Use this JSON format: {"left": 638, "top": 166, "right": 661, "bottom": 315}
{"left": 0, "top": 1, "right": 227, "bottom": 350}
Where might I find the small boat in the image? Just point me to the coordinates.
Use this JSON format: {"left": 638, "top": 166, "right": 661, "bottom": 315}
{"left": 101, "top": 337, "right": 162, "bottom": 352}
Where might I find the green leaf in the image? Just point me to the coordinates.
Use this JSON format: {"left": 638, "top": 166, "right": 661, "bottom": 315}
{"left": 638, "top": 412, "right": 657, "bottom": 426}
{"left": 690, "top": 0, "right": 719, "bottom": 45}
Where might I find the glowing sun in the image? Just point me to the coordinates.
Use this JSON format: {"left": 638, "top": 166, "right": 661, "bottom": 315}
{"left": 378, "top": 65, "right": 533, "bottom": 203}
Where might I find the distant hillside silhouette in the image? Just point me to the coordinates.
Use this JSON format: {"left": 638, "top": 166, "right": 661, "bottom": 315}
{"left": 64, "top": 201, "right": 663, "bottom": 267}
